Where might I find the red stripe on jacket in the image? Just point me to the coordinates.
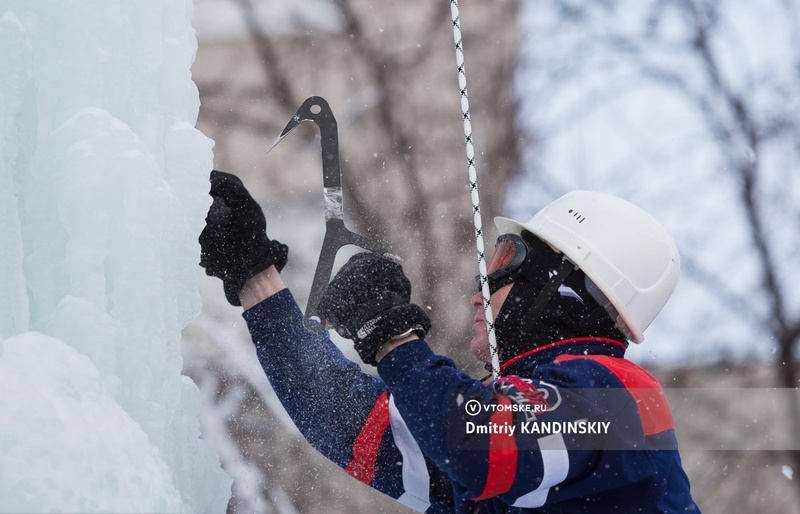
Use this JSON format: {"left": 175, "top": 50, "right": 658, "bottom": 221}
{"left": 345, "top": 392, "right": 390, "bottom": 484}
{"left": 555, "top": 354, "right": 674, "bottom": 435}
{"left": 473, "top": 395, "right": 518, "bottom": 500}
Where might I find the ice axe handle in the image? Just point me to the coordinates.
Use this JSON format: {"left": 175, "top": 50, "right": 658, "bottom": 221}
{"left": 303, "top": 219, "right": 389, "bottom": 330}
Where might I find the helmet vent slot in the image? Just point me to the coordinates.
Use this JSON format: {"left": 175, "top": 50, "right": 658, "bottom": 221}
{"left": 568, "top": 209, "right": 586, "bottom": 223}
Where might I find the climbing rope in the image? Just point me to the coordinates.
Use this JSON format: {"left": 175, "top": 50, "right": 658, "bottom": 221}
{"left": 449, "top": 0, "right": 501, "bottom": 380}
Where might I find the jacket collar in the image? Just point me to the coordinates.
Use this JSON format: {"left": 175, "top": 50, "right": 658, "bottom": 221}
{"left": 499, "top": 337, "right": 627, "bottom": 377}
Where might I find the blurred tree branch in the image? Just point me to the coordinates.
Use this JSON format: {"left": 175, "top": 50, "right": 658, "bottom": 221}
{"left": 199, "top": 0, "right": 521, "bottom": 357}
{"left": 531, "top": 0, "right": 800, "bottom": 505}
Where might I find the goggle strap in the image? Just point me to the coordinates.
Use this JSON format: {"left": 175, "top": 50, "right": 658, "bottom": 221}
{"left": 516, "top": 257, "right": 577, "bottom": 336}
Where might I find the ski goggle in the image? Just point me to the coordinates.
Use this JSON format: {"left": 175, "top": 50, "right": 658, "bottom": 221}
{"left": 475, "top": 233, "right": 530, "bottom": 295}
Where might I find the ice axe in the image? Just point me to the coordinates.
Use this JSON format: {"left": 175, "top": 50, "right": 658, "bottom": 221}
{"left": 269, "top": 96, "right": 389, "bottom": 330}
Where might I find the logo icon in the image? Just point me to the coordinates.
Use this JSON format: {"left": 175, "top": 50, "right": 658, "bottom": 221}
{"left": 465, "top": 399, "right": 482, "bottom": 417}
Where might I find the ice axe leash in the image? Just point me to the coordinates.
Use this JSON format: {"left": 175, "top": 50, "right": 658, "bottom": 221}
{"left": 268, "top": 96, "right": 389, "bottom": 330}
{"left": 450, "top": 0, "right": 501, "bottom": 380}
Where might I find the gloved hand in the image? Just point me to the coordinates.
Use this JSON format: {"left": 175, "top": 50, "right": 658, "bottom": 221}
{"left": 199, "top": 170, "right": 288, "bottom": 306}
{"left": 317, "top": 252, "right": 431, "bottom": 365}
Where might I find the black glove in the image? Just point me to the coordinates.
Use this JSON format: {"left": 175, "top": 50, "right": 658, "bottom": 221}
{"left": 199, "top": 170, "right": 288, "bottom": 306}
{"left": 316, "top": 252, "right": 431, "bottom": 365}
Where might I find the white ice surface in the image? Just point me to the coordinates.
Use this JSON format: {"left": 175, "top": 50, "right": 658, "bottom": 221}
{"left": 0, "top": 1, "right": 230, "bottom": 512}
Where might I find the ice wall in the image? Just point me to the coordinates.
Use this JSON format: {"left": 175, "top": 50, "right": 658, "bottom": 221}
{"left": 0, "top": 1, "right": 229, "bottom": 512}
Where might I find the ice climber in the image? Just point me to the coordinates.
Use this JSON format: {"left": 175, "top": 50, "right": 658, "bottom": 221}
{"left": 199, "top": 170, "right": 700, "bottom": 513}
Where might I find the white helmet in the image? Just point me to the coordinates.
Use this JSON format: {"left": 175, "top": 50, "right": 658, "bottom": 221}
{"left": 495, "top": 190, "right": 679, "bottom": 343}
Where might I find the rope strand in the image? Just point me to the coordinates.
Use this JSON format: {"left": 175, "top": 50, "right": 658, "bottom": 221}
{"left": 449, "top": 0, "right": 501, "bottom": 380}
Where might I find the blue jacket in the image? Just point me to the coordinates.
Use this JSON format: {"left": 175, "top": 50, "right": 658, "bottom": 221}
{"left": 244, "top": 289, "right": 700, "bottom": 513}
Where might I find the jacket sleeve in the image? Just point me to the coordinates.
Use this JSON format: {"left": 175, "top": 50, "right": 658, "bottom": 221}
{"left": 242, "top": 289, "right": 454, "bottom": 513}
{"left": 377, "top": 339, "right": 625, "bottom": 509}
